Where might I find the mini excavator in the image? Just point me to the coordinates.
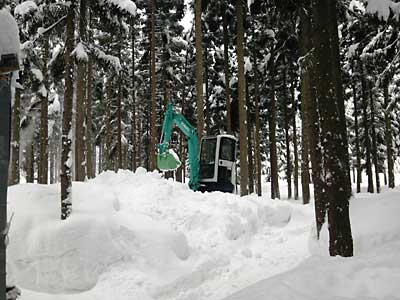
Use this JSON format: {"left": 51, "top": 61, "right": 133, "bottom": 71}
{"left": 157, "top": 103, "right": 238, "bottom": 193}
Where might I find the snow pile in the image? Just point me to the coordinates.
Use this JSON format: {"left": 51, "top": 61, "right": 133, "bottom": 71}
{"left": 0, "top": 9, "right": 20, "bottom": 59}
{"left": 14, "top": 1, "right": 38, "bottom": 17}
{"left": 223, "top": 186, "right": 400, "bottom": 300}
{"left": 7, "top": 170, "right": 312, "bottom": 300}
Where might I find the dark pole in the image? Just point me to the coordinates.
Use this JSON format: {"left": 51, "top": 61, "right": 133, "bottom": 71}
{"left": 0, "top": 74, "right": 11, "bottom": 300}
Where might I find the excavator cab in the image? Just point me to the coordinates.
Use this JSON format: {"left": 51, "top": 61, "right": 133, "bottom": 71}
{"left": 198, "top": 135, "right": 237, "bottom": 193}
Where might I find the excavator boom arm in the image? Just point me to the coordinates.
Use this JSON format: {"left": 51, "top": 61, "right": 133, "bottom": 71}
{"left": 158, "top": 103, "right": 199, "bottom": 191}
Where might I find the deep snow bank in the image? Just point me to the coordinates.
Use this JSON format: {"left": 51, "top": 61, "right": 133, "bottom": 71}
{"left": 223, "top": 186, "right": 400, "bottom": 300}
{"left": 7, "top": 169, "right": 312, "bottom": 299}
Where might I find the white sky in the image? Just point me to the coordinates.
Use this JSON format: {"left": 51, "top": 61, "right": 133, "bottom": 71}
{"left": 179, "top": 0, "right": 193, "bottom": 32}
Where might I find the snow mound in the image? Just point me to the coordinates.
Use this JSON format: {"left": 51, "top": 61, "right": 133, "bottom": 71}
{"left": 223, "top": 186, "right": 400, "bottom": 300}
{"left": 8, "top": 170, "right": 310, "bottom": 299}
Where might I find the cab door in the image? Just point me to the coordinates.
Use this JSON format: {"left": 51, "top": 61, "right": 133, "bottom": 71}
{"left": 217, "top": 137, "right": 237, "bottom": 192}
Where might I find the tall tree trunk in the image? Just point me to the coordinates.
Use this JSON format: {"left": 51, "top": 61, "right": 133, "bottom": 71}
{"left": 149, "top": 0, "right": 157, "bottom": 170}
{"left": 301, "top": 119, "right": 310, "bottom": 204}
{"left": 86, "top": 10, "right": 94, "bottom": 179}
{"left": 236, "top": 0, "right": 249, "bottom": 196}
{"left": 291, "top": 79, "right": 299, "bottom": 200}
{"left": 39, "top": 35, "right": 49, "bottom": 184}
{"left": 268, "top": 53, "right": 280, "bottom": 199}
{"left": 195, "top": 0, "right": 204, "bottom": 141}
{"left": 304, "top": 65, "right": 326, "bottom": 234}
{"left": 9, "top": 87, "right": 21, "bottom": 185}
{"left": 177, "top": 46, "right": 190, "bottom": 183}
{"left": 61, "top": 2, "right": 75, "bottom": 220}
{"left": 312, "top": 0, "right": 353, "bottom": 257}
{"left": 328, "top": 0, "right": 351, "bottom": 197}
{"left": 104, "top": 77, "right": 113, "bottom": 171}
{"left": 75, "top": 0, "right": 87, "bottom": 181}
{"left": 361, "top": 63, "right": 374, "bottom": 193}
{"left": 300, "top": 2, "right": 312, "bottom": 206}
{"left": 246, "top": 78, "right": 254, "bottom": 194}
{"left": 283, "top": 65, "right": 292, "bottom": 199}
{"left": 50, "top": 143, "right": 55, "bottom": 184}
{"left": 205, "top": 46, "right": 210, "bottom": 135}
{"left": 369, "top": 80, "right": 380, "bottom": 193}
{"left": 116, "top": 22, "right": 123, "bottom": 171}
{"left": 116, "top": 81, "right": 123, "bottom": 171}
{"left": 253, "top": 50, "right": 262, "bottom": 196}
{"left": 98, "top": 141, "right": 103, "bottom": 174}
{"left": 131, "top": 19, "right": 137, "bottom": 172}
{"left": 384, "top": 81, "right": 395, "bottom": 188}
{"left": 351, "top": 63, "right": 361, "bottom": 193}
{"left": 223, "top": 9, "right": 232, "bottom": 133}
{"left": 26, "top": 144, "right": 34, "bottom": 183}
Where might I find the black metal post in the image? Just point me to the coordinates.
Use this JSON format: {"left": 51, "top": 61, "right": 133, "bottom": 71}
{"left": 0, "top": 75, "right": 11, "bottom": 300}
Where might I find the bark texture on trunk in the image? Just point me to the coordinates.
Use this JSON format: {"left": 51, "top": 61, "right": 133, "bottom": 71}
{"left": 149, "top": 0, "right": 157, "bottom": 170}
{"left": 253, "top": 51, "right": 262, "bottom": 196}
{"left": 283, "top": 65, "right": 292, "bottom": 199}
{"left": 26, "top": 144, "right": 34, "bottom": 183}
{"left": 104, "top": 78, "right": 113, "bottom": 171}
{"left": 236, "top": 0, "right": 249, "bottom": 196}
{"left": 9, "top": 88, "right": 21, "bottom": 186}
{"left": 291, "top": 80, "right": 299, "bottom": 200}
{"left": 86, "top": 10, "right": 94, "bottom": 179}
{"left": 195, "top": 0, "right": 204, "bottom": 141}
{"left": 361, "top": 64, "right": 374, "bottom": 193}
{"left": 384, "top": 82, "right": 395, "bottom": 188}
{"left": 131, "top": 20, "right": 137, "bottom": 172}
{"left": 246, "top": 78, "right": 254, "bottom": 194}
{"left": 61, "top": 2, "right": 75, "bottom": 220}
{"left": 268, "top": 53, "right": 280, "bottom": 199}
{"left": 351, "top": 63, "right": 361, "bottom": 193}
{"left": 328, "top": 0, "right": 352, "bottom": 197}
{"left": 39, "top": 35, "right": 49, "bottom": 184}
{"left": 223, "top": 9, "right": 232, "bottom": 133}
{"left": 75, "top": 0, "right": 87, "bottom": 181}
{"left": 312, "top": 0, "right": 353, "bottom": 257}
{"left": 369, "top": 81, "right": 380, "bottom": 193}
{"left": 300, "top": 1, "right": 326, "bottom": 230}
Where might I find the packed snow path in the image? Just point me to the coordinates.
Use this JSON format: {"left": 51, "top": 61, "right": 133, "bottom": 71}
{"left": 7, "top": 169, "right": 313, "bottom": 300}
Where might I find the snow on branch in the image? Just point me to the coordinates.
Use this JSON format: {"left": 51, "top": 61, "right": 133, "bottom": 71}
{"left": 101, "top": 0, "right": 137, "bottom": 16}
{"left": 365, "top": 0, "right": 400, "bottom": 21}
{"left": 94, "top": 48, "right": 121, "bottom": 72}
{"left": 14, "top": 1, "right": 38, "bottom": 17}
{"left": 72, "top": 42, "right": 89, "bottom": 62}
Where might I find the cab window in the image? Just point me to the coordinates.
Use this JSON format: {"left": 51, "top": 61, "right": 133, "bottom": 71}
{"left": 200, "top": 138, "right": 217, "bottom": 179}
{"left": 219, "top": 137, "right": 236, "bottom": 161}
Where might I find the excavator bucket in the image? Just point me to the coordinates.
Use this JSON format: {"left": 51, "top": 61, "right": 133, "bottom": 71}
{"left": 157, "top": 151, "right": 181, "bottom": 171}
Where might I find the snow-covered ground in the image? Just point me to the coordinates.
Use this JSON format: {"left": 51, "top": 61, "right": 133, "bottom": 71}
{"left": 223, "top": 178, "right": 400, "bottom": 300}
{"left": 6, "top": 170, "right": 400, "bottom": 300}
